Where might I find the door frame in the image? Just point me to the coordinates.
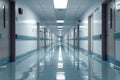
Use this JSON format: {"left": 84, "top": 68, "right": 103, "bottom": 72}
{"left": 9, "top": 0, "right": 16, "bottom": 62}
{"left": 102, "top": 0, "right": 115, "bottom": 60}
{"left": 88, "top": 14, "right": 94, "bottom": 54}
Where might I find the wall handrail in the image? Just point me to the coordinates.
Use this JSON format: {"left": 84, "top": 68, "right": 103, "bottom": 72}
{"left": 80, "top": 36, "right": 88, "bottom": 40}
{"left": 93, "top": 34, "right": 102, "bottom": 40}
{"left": 16, "top": 34, "right": 50, "bottom": 40}
{"left": 16, "top": 34, "right": 37, "bottom": 40}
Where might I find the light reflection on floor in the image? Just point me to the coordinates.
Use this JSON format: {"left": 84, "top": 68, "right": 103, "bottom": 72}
{"left": 56, "top": 72, "right": 65, "bottom": 80}
{"left": 58, "top": 46, "right": 63, "bottom": 62}
{"left": 0, "top": 44, "right": 120, "bottom": 80}
{"left": 57, "top": 62, "right": 63, "bottom": 68}
{"left": 57, "top": 46, "right": 65, "bottom": 79}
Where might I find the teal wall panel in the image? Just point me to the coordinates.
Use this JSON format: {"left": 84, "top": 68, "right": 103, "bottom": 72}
{"left": 114, "top": 32, "right": 120, "bottom": 39}
{"left": 80, "top": 36, "right": 88, "bottom": 40}
{"left": 16, "top": 34, "right": 37, "bottom": 40}
{"left": 93, "top": 34, "right": 102, "bottom": 40}
{"left": 16, "top": 34, "right": 49, "bottom": 40}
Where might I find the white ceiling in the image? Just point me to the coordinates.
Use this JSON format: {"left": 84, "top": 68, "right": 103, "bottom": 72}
{"left": 16, "top": 0, "right": 103, "bottom": 37}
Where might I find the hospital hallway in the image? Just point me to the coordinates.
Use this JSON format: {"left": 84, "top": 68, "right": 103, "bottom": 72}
{"left": 0, "top": 43, "right": 120, "bottom": 80}
{"left": 1, "top": 0, "right": 120, "bottom": 80}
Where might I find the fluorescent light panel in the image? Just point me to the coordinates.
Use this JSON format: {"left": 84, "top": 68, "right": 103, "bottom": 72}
{"left": 57, "top": 26, "right": 63, "bottom": 29}
{"left": 53, "top": 0, "right": 68, "bottom": 9}
{"left": 57, "top": 20, "right": 64, "bottom": 23}
{"left": 58, "top": 28, "right": 63, "bottom": 31}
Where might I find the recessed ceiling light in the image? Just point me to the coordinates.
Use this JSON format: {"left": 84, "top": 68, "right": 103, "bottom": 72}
{"left": 58, "top": 29, "right": 63, "bottom": 31}
{"left": 53, "top": 0, "right": 68, "bottom": 9}
{"left": 56, "top": 20, "right": 64, "bottom": 23}
{"left": 57, "top": 26, "right": 63, "bottom": 29}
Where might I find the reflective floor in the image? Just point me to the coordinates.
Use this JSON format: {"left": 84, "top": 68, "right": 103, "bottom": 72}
{"left": 0, "top": 43, "right": 120, "bottom": 80}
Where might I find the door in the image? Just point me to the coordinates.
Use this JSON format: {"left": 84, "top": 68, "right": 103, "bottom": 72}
{"left": 88, "top": 15, "right": 94, "bottom": 53}
{"left": 0, "top": 0, "right": 11, "bottom": 64}
{"left": 106, "top": 0, "right": 115, "bottom": 59}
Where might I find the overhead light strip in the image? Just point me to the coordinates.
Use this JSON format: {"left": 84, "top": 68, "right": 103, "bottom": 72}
{"left": 53, "top": 0, "right": 68, "bottom": 9}
{"left": 56, "top": 20, "right": 64, "bottom": 23}
{"left": 57, "top": 26, "right": 63, "bottom": 29}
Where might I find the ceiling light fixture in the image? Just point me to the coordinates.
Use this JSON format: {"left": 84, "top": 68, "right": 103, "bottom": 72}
{"left": 53, "top": 0, "right": 68, "bottom": 9}
{"left": 57, "top": 26, "right": 63, "bottom": 29}
{"left": 56, "top": 20, "right": 64, "bottom": 23}
{"left": 58, "top": 29, "right": 63, "bottom": 31}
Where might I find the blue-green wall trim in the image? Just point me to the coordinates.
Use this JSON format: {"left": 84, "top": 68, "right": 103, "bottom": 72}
{"left": 16, "top": 34, "right": 50, "bottom": 40}
{"left": 16, "top": 34, "right": 37, "bottom": 40}
{"left": 93, "top": 34, "right": 102, "bottom": 40}
{"left": 0, "top": 56, "right": 10, "bottom": 66}
{"left": 114, "top": 32, "right": 120, "bottom": 39}
{"left": 80, "top": 36, "right": 88, "bottom": 40}
{"left": 107, "top": 56, "right": 120, "bottom": 67}
{"left": 79, "top": 34, "right": 102, "bottom": 40}
{"left": 65, "top": 35, "right": 102, "bottom": 40}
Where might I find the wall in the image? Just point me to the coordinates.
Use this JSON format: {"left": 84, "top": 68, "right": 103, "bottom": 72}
{"left": 80, "top": 1, "right": 102, "bottom": 55}
{"left": 93, "top": 7, "right": 102, "bottom": 56}
{"left": 16, "top": 2, "right": 38, "bottom": 58}
{"left": 0, "top": 0, "right": 10, "bottom": 65}
{"left": 78, "top": 0, "right": 103, "bottom": 76}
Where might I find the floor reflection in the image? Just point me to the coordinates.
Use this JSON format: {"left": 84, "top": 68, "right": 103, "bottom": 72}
{"left": 57, "top": 62, "right": 63, "bottom": 68}
{"left": 58, "top": 46, "right": 63, "bottom": 62}
{"left": 0, "top": 44, "right": 120, "bottom": 80}
{"left": 56, "top": 72, "right": 65, "bottom": 80}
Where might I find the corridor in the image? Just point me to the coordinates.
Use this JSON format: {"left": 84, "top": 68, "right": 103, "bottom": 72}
{"left": 0, "top": 0, "right": 120, "bottom": 80}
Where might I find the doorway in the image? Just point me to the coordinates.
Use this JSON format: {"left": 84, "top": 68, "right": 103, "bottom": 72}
{"left": 88, "top": 15, "right": 94, "bottom": 54}
{"left": 106, "top": 0, "right": 115, "bottom": 59}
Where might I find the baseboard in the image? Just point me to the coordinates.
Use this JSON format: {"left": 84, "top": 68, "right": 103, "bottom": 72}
{"left": 107, "top": 56, "right": 120, "bottom": 67}
{"left": 0, "top": 56, "right": 10, "bottom": 66}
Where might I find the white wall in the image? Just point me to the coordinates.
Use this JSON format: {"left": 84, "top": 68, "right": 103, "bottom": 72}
{"left": 93, "top": 7, "right": 102, "bottom": 55}
{"left": 16, "top": 23, "right": 37, "bottom": 56}
{"left": 16, "top": 3, "right": 38, "bottom": 57}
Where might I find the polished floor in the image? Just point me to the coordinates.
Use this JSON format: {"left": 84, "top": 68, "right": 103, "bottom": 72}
{"left": 0, "top": 43, "right": 120, "bottom": 80}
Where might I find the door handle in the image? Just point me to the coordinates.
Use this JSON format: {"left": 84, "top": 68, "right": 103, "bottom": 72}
{"left": 3, "top": 5, "right": 6, "bottom": 28}
{"left": 110, "top": 8, "right": 112, "bottom": 29}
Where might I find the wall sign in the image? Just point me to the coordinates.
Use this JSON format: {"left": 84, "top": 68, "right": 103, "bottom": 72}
{"left": 18, "top": 8, "right": 23, "bottom": 15}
